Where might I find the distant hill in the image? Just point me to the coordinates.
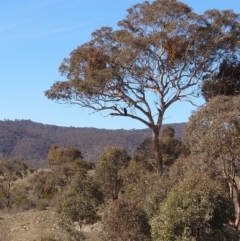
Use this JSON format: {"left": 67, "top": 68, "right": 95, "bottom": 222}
{"left": 0, "top": 119, "right": 186, "bottom": 168}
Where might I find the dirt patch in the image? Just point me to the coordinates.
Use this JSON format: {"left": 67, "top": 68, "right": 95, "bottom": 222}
{"left": 0, "top": 208, "right": 101, "bottom": 241}
{"left": 1, "top": 208, "right": 70, "bottom": 241}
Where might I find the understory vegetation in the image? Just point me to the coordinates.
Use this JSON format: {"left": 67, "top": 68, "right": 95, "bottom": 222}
{"left": 1, "top": 111, "right": 240, "bottom": 240}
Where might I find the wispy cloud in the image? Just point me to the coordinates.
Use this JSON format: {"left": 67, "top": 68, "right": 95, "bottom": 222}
{"left": 0, "top": 0, "right": 124, "bottom": 43}
{"left": 37, "top": 20, "right": 99, "bottom": 36}
{"left": 0, "top": 20, "right": 30, "bottom": 31}
{"left": 0, "top": 17, "right": 104, "bottom": 43}
{"left": 0, "top": 1, "right": 93, "bottom": 42}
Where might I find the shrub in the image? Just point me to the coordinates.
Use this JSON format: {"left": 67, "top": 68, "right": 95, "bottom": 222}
{"left": 151, "top": 174, "right": 238, "bottom": 241}
{"left": 101, "top": 199, "right": 151, "bottom": 241}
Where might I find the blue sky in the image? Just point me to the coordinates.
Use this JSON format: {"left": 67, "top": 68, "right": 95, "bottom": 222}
{"left": 1, "top": 0, "right": 239, "bottom": 129}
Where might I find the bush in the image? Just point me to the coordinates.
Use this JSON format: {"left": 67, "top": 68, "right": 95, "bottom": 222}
{"left": 151, "top": 174, "right": 237, "bottom": 241}
{"left": 101, "top": 199, "right": 151, "bottom": 241}
{"left": 57, "top": 175, "right": 103, "bottom": 241}
{"left": 47, "top": 146, "right": 82, "bottom": 166}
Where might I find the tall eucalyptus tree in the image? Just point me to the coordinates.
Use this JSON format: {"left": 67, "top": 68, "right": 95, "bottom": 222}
{"left": 45, "top": 0, "right": 240, "bottom": 176}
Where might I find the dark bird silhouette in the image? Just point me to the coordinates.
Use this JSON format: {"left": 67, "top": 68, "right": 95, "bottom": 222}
{"left": 157, "top": 108, "right": 162, "bottom": 116}
{"left": 123, "top": 108, "right": 127, "bottom": 116}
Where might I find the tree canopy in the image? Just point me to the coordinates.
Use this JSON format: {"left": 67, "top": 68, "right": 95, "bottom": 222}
{"left": 45, "top": 0, "right": 240, "bottom": 176}
{"left": 47, "top": 145, "right": 82, "bottom": 166}
{"left": 0, "top": 158, "right": 28, "bottom": 208}
{"left": 57, "top": 175, "right": 104, "bottom": 240}
{"left": 202, "top": 58, "right": 240, "bottom": 101}
{"left": 151, "top": 174, "right": 237, "bottom": 241}
{"left": 134, "top": 126, "right": 189, "bottom": 172}
{"left": 95, "top": 146, "right": 130, "bottom": 200}
{"left": 184, "top": 95, "right": 240, "bottom": 228}
{"left": 101, "top": 199, "right": 151, "bottom": 241}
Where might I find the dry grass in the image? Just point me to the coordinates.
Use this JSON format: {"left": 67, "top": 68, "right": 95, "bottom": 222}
{"left": 1, "top": 208, "right": 69, "bottom": 241}
{"left": 0, "top": 223, "right": 10, "bottom": 241}
{"left": 1, "top": 208, "right": 101, "bottom": 241}
{"left": 0, "top": 169, "right": 102, "bottom": 241}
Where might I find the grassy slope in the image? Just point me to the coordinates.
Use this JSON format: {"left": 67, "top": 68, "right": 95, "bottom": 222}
{"left": 0, "top": 170, "right": 101, "bottom": 241}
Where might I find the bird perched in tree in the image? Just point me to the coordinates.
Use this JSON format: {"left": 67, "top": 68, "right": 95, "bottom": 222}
{"left": 123, "top": 108, "right": 127, "bottom": 116}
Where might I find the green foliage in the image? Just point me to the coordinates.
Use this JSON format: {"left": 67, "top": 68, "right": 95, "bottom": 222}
{"left": 101, "top": 199, "right": 151, "bottom": 241}
{"left": 151, "top": 174, "right": 237, "bottom": 241}
{"left": 0, "top": 158, "right": 28, "bottom": 179}
{"left": 47, "top": 145, "right": 82, "bottom": 166}
{"left": 57, "top": 175, "right": 103, "bottom": 241}
{"left": 28, "top": 165, "right": 81, "bottom": 211}
{"left": 202, "top": 58, "right": 240, "bottom": 101}
{"left": 184, "top": 95, "right": 240, "bottom": 159}
{"left": 121, "top": 158, "right": 166, "bottom": 217}
{"left": 160, "top": 135, "right": 189, "bottom": 167}
{"left": 29, "top": 170, "right": 55, "bottom": 200}
{"left": 184, "top": 95, "right": 240, "bottom": 228}
{"left": 28, "top": 160, "right": 95, "bottom": 212}
{"left": 143, "top": 178, "right": 169, "bottom": 219}
{"left": 134, "top": 138, "right": 157, "bottom": 172}
{"left": 121, "top": 127, "right": 189, "bottom": 217}
{"left": 0, "top": 158, "right": 28, "bottom": 208}
{"left": 134, "top": 126, "right": 189, "bottom": 172}
{"left": 12, "top": 192, "right": 29, "bottom": 210}
{"left": 73, "top": 158, "right": 95, "bottom": 170}
{"left": 167, "top": 151, "right": 223, "bottom": 188}
{"left": 95, "top": 146, "right": 130, "bottom": 200}
{"left": 161, "top": 126, "right": 175, "bottom": 138}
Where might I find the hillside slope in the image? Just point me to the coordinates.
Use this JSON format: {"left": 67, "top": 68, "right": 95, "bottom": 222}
{"left": 0, "top": 120, "right": 185, "bottom": 168}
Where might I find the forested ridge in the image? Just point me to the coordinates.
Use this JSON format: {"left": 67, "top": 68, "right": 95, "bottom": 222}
{"left": 0, "top": 119, "right": 185, "bottom": 167}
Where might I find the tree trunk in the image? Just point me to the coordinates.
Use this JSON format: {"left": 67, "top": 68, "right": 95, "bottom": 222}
{"left": 112, "top": 180, "right": 119, "bottom": 201}
{"left": 229, "top": 182, "right": 233, "bottom": 200}
{"left": 196, "top": 227, "right": 201, "bottom": 241}
{"left": 234, "top": 188, "right": 240, "bottom": 229}
{"left": 152, "top": 128, "right": 163, "bottom": 177}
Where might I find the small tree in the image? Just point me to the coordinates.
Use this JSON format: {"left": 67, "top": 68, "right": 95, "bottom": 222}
{"left": 0, "top": 158, "right": 28, "bottom": 208}
{"left": 151, "top": 174, "right": 237, "bottom": 241}
{"left": 45, "top": 0, "right": 240, "bottom": 176}
{"left": 57, "top": 175, "right": 103, "bottom": 240}
{"left": 30, "top": 163, "right": 77, "bottom": 200}
{"left": 134, "top": 126, "right": 189, "bottom": 172}
{"left": 121, "top": 158, "right": 163, "bottom": 212}
{"left": 184, "top": 95, "right": 240, "bottom": 228}
{"left": 101, "top": 199, "right": 151, "bottom": 241}
{"left": 120, "top": 127, "right": 188, "bottom": 213}
{"left": 95, "top": 146, "right": 130, "bottom": 200}
{"left": 47, "top": 145, "right": 82, "bottom": 166}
